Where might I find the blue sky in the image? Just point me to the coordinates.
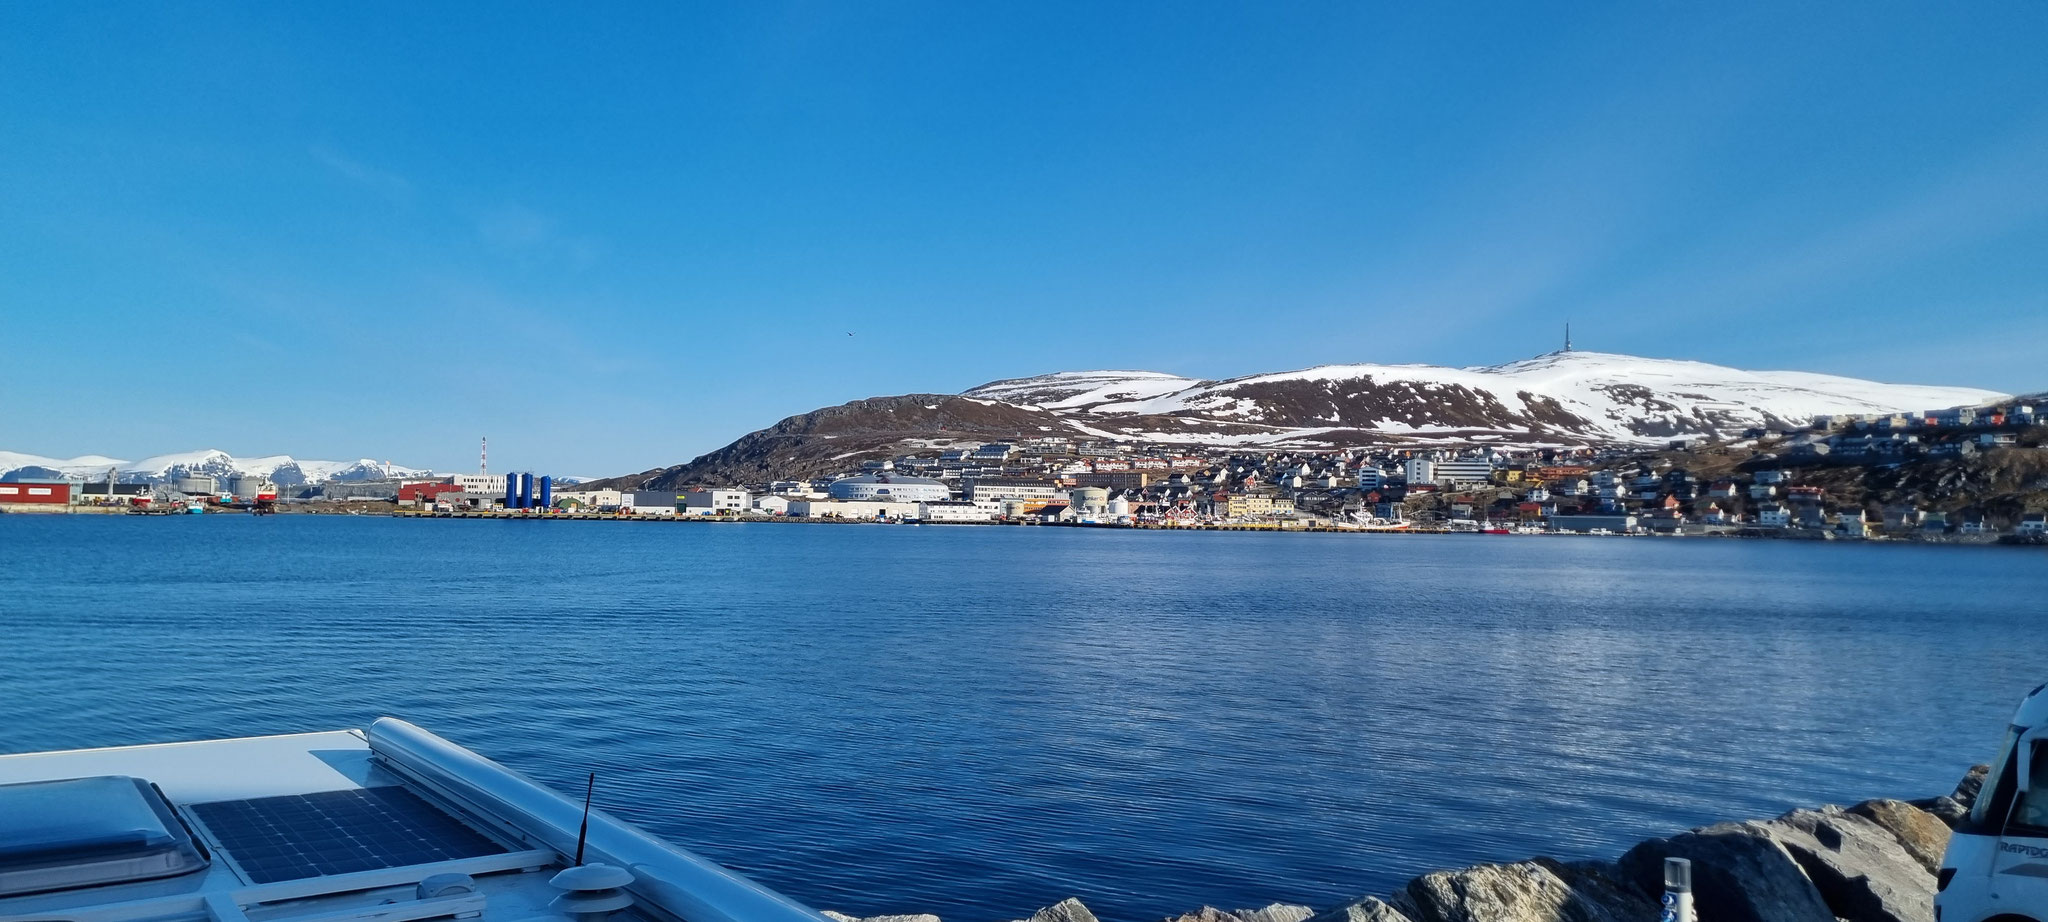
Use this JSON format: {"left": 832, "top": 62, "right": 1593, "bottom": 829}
{"left": 4, "top": 3, "right": 2045, "bottom": 475}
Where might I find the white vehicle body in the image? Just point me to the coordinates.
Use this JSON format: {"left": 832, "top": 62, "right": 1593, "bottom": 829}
{"left": 0, "top": 719, "right": 827, "bottom": 922}
{"left": 1939, "top": 681, "right": 2048, "bottom": 922}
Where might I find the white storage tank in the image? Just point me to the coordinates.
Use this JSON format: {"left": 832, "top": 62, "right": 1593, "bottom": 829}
{"left": 228, "top": 474, "right": 272, "bottom": 497}
{"left": 173, "top": 475, "right": 218, "bottom": 495}
{"left": 1070, "top": 487, "right": 1109, "bottom": 512}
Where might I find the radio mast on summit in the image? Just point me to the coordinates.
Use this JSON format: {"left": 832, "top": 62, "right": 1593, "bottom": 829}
{"left": 1564, "top": 323, "right": 1573, "bottom": 353}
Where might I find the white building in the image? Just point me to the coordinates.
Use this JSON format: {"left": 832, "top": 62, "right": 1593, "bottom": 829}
{"left": 1758, "top": 504, "right": 1792, "bottom": 528}
{"left": 1434, "top": 458, "right": 1494, "bottom": 486}
{"left": 1402, "top": 459, "right": 1435, "bottom": 486}
{"left": 752, "top": 495, "right": 795, "bottom": 515}
{"left": 827, "top": 474, "right": 951, "bottom": 502}
{"left": 918, "top": 500, "right": 1002, "bottom": 522}
{"left": 682, "top": 489, "right": 751, "bottom": 515}
{"left": 788, "top": 499, "right": 921, "bottom": 520}
{"left": 963, "top": 479, "right": 1062, "bottom": 504}
{"left": 449, "top": 474, "right": 506, "bottom": 495}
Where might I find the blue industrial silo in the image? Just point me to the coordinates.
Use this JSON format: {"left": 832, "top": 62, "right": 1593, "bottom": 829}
{"left": 519, "top": 473, "right": 534, "bottom": 509}
{"left": 504, "top": 473, "right": 517, "bottom": 508}
{"left": 539, "top": 476, "right": 552, "bottom": 508}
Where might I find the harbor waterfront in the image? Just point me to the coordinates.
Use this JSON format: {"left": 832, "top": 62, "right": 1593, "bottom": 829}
{"left": 2, "top": 516, "right": 2044, "bottom": 921}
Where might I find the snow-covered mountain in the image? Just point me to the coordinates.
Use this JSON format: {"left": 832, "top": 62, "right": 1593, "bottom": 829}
{"left": 965, "top": 351, "right": 2009, "bottom": 446}
{"left": 0, "top": 449, "right": 431, "bottom": 487}
{"left": 597, "top": 350, "right": 2016, "bottom": 488}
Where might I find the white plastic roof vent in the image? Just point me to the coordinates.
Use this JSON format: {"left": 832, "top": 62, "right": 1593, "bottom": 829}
{"left": 0, "top": 775, "right": 208, "bottom": 897}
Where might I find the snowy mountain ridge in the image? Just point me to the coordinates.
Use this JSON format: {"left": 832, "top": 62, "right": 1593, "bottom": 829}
{"left": 600, "top": 349, "right": 2020, "bottom": 489}
{"left": 0, "top": 449, "right": 431, "bottom": 487}
{"left": 964, "top": 350, "right": 2009, "bottom": 446}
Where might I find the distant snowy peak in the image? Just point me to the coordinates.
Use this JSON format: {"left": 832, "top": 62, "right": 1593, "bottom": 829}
{"left": 960, "top": 351, "right": 2009, "bottom": 446}
{"left": 0, "top": 449, "right": 431, "bottom": 486}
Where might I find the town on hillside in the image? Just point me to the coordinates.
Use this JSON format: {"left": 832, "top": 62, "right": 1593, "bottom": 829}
{"left": 423, "top": 400, "right": 2048, "bottom": 540}
{"left": 8, "top": 401, "right": 2044, "bottom": 541}
{"left": 517, "top": 399, "right": 2048, "bottom": 539}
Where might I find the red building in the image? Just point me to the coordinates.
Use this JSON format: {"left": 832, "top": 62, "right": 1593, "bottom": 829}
{"left": 0, "top": 481, "right": 72, "bottom": 505}
{"left": 398, "top": 482, "right": 466, "bottom": 505}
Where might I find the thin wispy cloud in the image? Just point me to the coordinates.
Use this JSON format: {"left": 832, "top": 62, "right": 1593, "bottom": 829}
{"left": 309, "top": 144, "right": 413, "bottom": 204}
{"left": 476, "top": 203, "right": 601, "bottom": 269}
{"left": 1712, "top": 123, "right": 2048, "bottom": 309}
{"left": 1574, "top": 118, "right": 2048, "bottom": 335}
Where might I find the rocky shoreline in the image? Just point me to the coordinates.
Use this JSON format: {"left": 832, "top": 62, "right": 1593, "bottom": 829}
{"left": 825, "top": 767, "right": 1987, "bottom": 922}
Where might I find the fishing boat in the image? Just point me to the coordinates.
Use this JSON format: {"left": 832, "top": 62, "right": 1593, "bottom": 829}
{"left": 0, "top": 719, "right": 824, "bottom": 922}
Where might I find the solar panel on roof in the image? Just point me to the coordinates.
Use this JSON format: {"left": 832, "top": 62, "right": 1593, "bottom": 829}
{"left": 187, "top": 786, "right": 506, "bottom": 884}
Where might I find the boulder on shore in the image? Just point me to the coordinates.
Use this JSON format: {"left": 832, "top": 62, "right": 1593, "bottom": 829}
{"left": 1766, "top": 806, "right": 1935, "bottom": 922}
{"left": 1848, "top": 798, "right": 1952, "bottom": 873}
{"left": 1010, "top": 898, "right": 1101, "bottom": 922}
{"left": 1952, "top": 764, "right": 1989, "bottom": 808}
{"left": 1917, "top": 794, "right": 1968, "bottom": 828}
{"left": 1305, "top": 896, "right": 1411, "bottom": 922}
{"left": 1166, "top": 909, "right": 1245, "bottom": 922}
{"left": 1618, "top": 822, "right": 1835, "bottom": 922}
{"left": 1389, "top": 857, "right": 1654, "bottom": 922}
{"left": 1232, "top": 905, "right": 1315, "bottom": 922}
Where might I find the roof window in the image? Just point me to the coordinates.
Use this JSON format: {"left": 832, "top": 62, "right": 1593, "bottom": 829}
{"left": 0, "top": 776, "right": 208, "bottom": 896}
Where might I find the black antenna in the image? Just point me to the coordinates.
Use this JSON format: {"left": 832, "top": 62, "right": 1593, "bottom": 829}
{"left": 574, "top": 772, "right": 595, "bottom": 865}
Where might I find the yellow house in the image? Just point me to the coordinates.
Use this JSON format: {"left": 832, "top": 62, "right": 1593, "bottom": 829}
{"left": 1223, "top": 493, "right": 1291, "bottom": 518}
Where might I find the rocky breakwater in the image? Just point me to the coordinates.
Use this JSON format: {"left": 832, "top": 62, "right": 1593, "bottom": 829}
{"left": 824, "top": 767, "right": 1988, "bottom": 922}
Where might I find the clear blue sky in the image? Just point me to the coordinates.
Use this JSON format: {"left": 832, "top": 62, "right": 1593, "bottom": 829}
{"left": 4, "top": 3, "right": 2044, "bottom": 476}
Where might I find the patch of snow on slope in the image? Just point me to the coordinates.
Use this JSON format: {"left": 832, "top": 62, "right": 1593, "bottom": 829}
{"left": 964, "top": 370, "right": 1204, "bottom": 409}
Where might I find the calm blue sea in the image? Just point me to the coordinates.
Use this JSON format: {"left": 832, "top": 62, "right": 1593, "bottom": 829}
{"left": 1, "top": 516, "right": 2042, "bottom": 921}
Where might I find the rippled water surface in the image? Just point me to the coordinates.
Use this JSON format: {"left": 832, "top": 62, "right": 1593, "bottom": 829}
{"left": 3, "top": 516, "right": 2043, "bottom": 921}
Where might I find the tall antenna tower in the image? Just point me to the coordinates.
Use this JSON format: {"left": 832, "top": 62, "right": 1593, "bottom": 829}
{"left": 480, "top": 436, "right": 488, "bottom": 475}
{"left": 1564, "top": 322, "right": 1573, "bottom": 352}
